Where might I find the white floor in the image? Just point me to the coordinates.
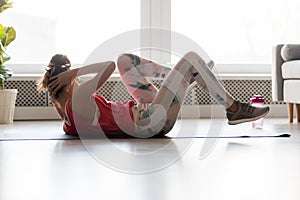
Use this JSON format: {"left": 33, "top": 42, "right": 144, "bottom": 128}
{"left": 0, "top": 118, "right": 300, "bottom": 200}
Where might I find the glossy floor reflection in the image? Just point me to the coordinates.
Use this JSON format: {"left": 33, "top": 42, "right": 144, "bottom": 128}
{"left": 0, "top": 118, "right": 300, "bottom": 200}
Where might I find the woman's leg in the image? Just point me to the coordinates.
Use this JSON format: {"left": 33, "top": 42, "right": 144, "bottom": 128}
{"left": 134, "top": 51, "right": 269, "bottom": 136}
{"left": 183, "top": 52, "right": 235, "bottom": 108}
{"left": 135, "top": 51, "right": 235, "bottom": 135}
{"left": 117, "top": 53, "right": 215, "bottom": 106}
{"left": 117, "top": 54, "right": 171, "bottom": 105}
{"left": 116, "top": 52, "right": 233, "bottom": 137}
{"left": 118, "top": 52, "right": 269, "bottom": 137}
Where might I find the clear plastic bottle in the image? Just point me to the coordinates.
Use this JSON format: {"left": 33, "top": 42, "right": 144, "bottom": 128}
{"left": 250, "top": 95, "right": 265, "bottom": 129}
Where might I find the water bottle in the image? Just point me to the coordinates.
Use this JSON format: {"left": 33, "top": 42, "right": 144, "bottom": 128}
{"left": 250, "top": 95, "right": 265, "bottom": 129}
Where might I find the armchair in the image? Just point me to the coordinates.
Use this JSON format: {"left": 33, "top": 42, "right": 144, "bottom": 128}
{"left": 272, "top": 44, "right": 300, "bottom": 122}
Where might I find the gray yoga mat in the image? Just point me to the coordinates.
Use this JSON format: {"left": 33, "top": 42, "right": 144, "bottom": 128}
{"left": 0, "top": 121, "right": 291, "bottom": 141}
{"left": 0, "top": 134, "right": 291, "bottom": 141}
{"left": 0, "top": 129, "right": 291, "bottom": 141}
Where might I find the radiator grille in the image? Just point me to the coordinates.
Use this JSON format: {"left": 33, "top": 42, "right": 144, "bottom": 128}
{"left": 5, "top": 79, "right": 281, "bottom": 107}
{"left": 194, "top": 80, "right": 273, "bottom": 105}
{"left": 5, "top": 80, "right": 47, "bottom": 106}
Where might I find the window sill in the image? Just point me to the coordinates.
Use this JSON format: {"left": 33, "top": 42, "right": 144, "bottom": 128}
{"left": 10, "top": 73, "right": 272, "bottom": 81}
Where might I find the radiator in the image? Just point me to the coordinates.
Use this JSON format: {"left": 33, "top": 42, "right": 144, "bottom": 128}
{"left": 4, "top": 75, "right": 285, "bottom": 119}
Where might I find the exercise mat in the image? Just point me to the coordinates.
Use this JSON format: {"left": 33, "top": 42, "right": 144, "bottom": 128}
{"left": 0, "top": 120, "right": 291, "bottom": 141}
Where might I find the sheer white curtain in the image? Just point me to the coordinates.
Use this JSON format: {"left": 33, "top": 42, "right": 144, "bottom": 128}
{"left": 172, "top": 0, "right": 300, "bottom": 66}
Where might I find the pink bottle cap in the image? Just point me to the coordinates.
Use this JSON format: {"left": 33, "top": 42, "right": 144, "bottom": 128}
{"left": 250, "top": 95, "right": 265, "bottom": 103}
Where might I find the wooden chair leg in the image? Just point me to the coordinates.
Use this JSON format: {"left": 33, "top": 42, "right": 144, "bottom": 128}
{"left": 296, "top": 104, "right": 300, "bottom": 123}
{"left": 288, "top": 103, "right": 294, "bottom": 123}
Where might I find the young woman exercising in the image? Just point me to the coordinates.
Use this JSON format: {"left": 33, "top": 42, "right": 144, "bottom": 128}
{"left": 38, "top": 52, "right": 269, "bottom": 138}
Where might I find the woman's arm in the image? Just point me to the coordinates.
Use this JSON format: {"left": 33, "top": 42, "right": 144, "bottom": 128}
{"left": 72, "top": 61, "right": 116, "bottom": 97}
{"left": 49, "top": 61, "right": 116, "bottom": 123}
{"left": 49, "top": 61, "right": 115, "bottom": 96}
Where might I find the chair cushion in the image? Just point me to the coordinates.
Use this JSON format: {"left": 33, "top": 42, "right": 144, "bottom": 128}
{"left": 282, "top": 60, "right": 300, "bottom": 79}
{"left": 284, "top": 80, "right": 300, "bottom": 103}
{"left": 281, "top": 44, "right": 300, "bottom": 61}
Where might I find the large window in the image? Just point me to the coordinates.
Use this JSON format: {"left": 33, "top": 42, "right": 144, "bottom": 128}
{"left": 2, "top": 0, "right": 300, "bottom": 74}
{"left": 2, "top": 0, "right": 140, "bottom": 73}
{"left": 172, "top": 0, "right": 300, "bottom": 72}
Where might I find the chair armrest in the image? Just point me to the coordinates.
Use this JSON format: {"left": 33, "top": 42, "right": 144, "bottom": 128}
{"left": 272, "top": 44, "right": 284, "bottom": 102}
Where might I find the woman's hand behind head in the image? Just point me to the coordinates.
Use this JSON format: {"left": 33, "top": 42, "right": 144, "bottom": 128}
{"left": 48, "top": 69, "right": 78, "bottom": 98}
{"left": 37, "top": 54, "right": 73, "bottom": 99}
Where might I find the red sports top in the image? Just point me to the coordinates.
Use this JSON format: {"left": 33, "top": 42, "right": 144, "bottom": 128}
{"left": 63, "top": 94, "right": 135, "bottom": 137}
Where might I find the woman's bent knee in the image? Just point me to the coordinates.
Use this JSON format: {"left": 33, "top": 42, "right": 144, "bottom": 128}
{"left": 117, "top": 53, "right": 141, "bottom": 68}
{"left": 183, "top": 51, "right": 199, "bottom": 60}
{"left": 117, "top": 54, "right": 130, "bottom": 68}
{"left": 182, "top": 51, "right": 207, "bottom": 67}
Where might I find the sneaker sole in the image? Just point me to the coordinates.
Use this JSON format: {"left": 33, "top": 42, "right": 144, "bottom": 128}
{"left": 227, "top": 109, "right": 270, "bottom": 125}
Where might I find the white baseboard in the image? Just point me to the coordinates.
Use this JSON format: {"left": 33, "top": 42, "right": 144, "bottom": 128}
{"left": 14, "top": 104, "right": 288, "bottom": 120}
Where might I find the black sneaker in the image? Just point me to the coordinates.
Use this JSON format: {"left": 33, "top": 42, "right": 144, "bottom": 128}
{"left": 226, "top": 102, "right": 270, "bottom": 125}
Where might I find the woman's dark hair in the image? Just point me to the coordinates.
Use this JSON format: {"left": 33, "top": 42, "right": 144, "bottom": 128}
{"left": 37, "top": 54, "right": 71, "bottom": 99}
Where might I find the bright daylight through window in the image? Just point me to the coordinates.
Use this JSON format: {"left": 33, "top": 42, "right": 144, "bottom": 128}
{"left": 2, "top": 0, "right": 140, "bottom": 73}
{"left": 172, "top": 0, "right": 300, "bottom": 73}
{"left": 2, "top": 0, "right": 300, "bottom": 74}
